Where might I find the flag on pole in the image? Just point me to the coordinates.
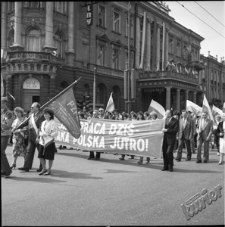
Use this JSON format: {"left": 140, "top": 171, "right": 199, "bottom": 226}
{"left": 202, "top": 95, "right": 214, "bottom": 122}
{"left": 185, "top": 67, "right": 189, "bottom": 74}
{"left": 212, "top": 105, "right": 223, "bottom": 116}
{"left": 186, "top": 100, "right": 202, "bottom": 116}
{"left": 16, "top": 78, "right": 82, "bottom": 139}
{"left": 1, "top": 73, "right": 4, "bottom": 97}
{"left": 105, "top": 92, "right": 115, "bottom": 113}
{"left": 148, "top": 99, "right": 165, "bottom": 119}
{"left": 8, "top": 92, "right": 15, "bottom": 101}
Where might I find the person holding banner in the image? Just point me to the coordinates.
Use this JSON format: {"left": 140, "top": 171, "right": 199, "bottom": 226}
{"left": 217, "top": 113, "right": 225, "bottom": 165}
{"left": 175, "top": 110, "right": 193, "bottom": 161}
{"left": 162, "top": 110, "right": 179, "bottom": 172}
{"left": 1, "top": 97, "right": 14, "bottom": 178}
{"left": 196, "top": 111, "right": 213, "bottom": 163}
{"left": 18, "top": 102, "right": 45, "bottom": 172}
{"left": 38, "top": 108, "right": 58, "bottom": 175}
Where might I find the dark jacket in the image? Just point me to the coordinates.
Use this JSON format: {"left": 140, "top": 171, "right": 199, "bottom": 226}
{"left": 164, "top": 117, "right": 179, "bottom": 145}
{"left": 178, "top": 117, "right": 193, "bottom": 140}
{"left": 217, "top": 121, "right": 224, "bottom": 138}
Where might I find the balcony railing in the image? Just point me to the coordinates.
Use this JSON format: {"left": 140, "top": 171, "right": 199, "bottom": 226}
{"left": 139, "top": 70, "right": 198, "bottom": 83}
{"left": 8, "top": 51, "right": 65, "bottom": 65}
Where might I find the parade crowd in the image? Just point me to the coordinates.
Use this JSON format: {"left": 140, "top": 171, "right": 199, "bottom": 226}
{"left": 1, "top": 96, "right": 225, "bottom": 178}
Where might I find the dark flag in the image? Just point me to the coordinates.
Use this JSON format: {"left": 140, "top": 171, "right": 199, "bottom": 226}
{"left": 15, "top": 78, "right": 81, "bottom": 139}
{"left": 46, "top": 86, "right": 81, "bottom": 139}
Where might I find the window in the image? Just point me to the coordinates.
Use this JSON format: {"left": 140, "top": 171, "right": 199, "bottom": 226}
{"left": 169, "top": 38, "right": 173, "bottom": 54}
{"left": 112, "top": 49, "right": 119, "bottom": 69}
{"left": 54, "top": 2, "right": 67, "bottom": 14}
{"left": 176, "top": 42, "right": 181, "bottom": 57}
{"left": 84, "top": 84, "right": 90, "bottom": 96}
{"left": 98, "top": 5, "right": 106, "bottom": 27}
{"left": 8, "top": 2, "right": 15, "bottom": 12}
{"left": 54, "top": 33, "right": 63, "bottom": 57}
{"left": 97, "top": 45, "right": 104, "bottom": 66}
{"left": 24, "top": 2, "right": 43, "bottom": 8}
{"left": 8, "top": 29, "right": 14, "bottom": 47}
{"left": 126, "top": 15, "right": 134, "bottom": 38}
{"left": 113, "top": 11, "right": 120, "bottom": 33}
{"left": 26, "top": 29, "right": 41, "bottom": 51}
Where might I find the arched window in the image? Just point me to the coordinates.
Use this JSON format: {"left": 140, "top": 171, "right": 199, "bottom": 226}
{"left": 54, "top": 33, "right": 63, "bottom": 57}
{"left": 26, "top": 29, "right": 41, "bottom": 51}
{"left": 8, "top": 29, "right": 14, "bottom": 47}
{"left": 96, "top": 83, "right": 107, "bottom": 105}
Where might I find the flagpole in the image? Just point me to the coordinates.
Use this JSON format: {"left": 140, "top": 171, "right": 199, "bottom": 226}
{"left": 40, "top": 76, "right": 82, "bottom": 110}
{"left": 93, "top": 67, "right": 96, "bottom": 111}
{"left": 127, "top": 2, "right": 131, "bottom": 114}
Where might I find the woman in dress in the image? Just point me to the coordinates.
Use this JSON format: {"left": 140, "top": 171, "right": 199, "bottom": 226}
{"left": 217, "top": 113, "right": 225, "bottom": 165}
{"left": 10, "top": 107, "right": 28, "bottom": 169}
{"left": 38, "top": 108, "right": 58, "bottom": 175}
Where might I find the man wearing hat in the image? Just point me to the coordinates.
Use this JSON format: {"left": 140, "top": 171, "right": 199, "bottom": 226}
{"left": 18, "top": 102, "right": 45, "bottom": 172}
{"left": 1, "top": 97, "right": 14, "bottom": 178}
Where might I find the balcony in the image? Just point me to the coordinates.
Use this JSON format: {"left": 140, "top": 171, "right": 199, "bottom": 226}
{"left": 138, "top": 70, "right": 198, "bottom": 84}
{"left": 7, "top": 51, "right": 65, "bottom": 65}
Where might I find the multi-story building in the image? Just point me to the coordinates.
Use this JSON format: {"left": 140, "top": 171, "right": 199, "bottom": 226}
{"left": 1, "top": 1, "right": 205, "bottom": 113}
{"left": 200, "top": 53, "right": 225, "bottom": 109}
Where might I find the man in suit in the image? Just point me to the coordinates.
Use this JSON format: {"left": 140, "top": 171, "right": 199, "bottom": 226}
{"left": 1, "top": 97, "right": 14, "bottom": 178}
{"left": 162, "top": 110, "right": 179, "bottom": 172}
{"left": 176, "top": 110, "right": 193, "bottom": 161}
{"left": 196, "top": 111, "right": 213, "bottom": 163}
{"left": 213, "top": 114, "right": 222, "bottom": 156}
{"left": 18, "top": 102, "right": 45, "bottom": 172}
{"left": 188, "top": 111, "right": 197, "bottom": 154}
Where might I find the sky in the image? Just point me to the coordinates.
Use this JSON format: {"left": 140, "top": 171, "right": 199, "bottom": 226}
{"left": 165, "top": 1, "right": 225, "bottom": 61}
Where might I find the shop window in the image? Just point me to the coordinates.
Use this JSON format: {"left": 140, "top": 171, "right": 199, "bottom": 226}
{"left": 26, "top": 29, "right": 41, "bottom": 52}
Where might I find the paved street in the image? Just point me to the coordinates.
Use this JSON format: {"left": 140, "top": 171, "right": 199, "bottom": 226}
{"left": 2, "top": 145, "right": 224, "bottom": 226}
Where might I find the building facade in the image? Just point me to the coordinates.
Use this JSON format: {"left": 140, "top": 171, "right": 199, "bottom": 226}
{"left": 1, "top": 1, "right": 206, "bottom": 113}
{"left": 199, "top": 53, "right": 225, "bottom": 109}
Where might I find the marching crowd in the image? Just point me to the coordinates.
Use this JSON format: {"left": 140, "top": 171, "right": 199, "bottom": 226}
{"left": 1, "top": 96, "right": 225, "bottom": 178}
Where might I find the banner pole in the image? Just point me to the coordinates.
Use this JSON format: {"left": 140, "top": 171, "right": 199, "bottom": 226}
{"left": 40, "top": 77, "right": 82, "bottom": 110}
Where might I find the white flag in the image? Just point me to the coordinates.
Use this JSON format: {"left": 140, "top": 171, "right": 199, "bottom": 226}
{"left": 186, "top": 100, "right": 202, "bottom": 115}
{"left": 202, "top": 95, "right": 214, "bottom": 122}
{"left": 223, "top": 102, "right": 225, "bottom": 113}
{"left": 148, "top": 99, "right": 165, "bottom": 119}
{"left": 212, "top": 105, "right": 223, "bottom": 116}
{"left": 105, "top": 92, "right": 115, "bottom": 113}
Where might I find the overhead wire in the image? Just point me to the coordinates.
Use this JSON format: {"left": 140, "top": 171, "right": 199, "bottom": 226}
{"left": 194, "top": 1, "right": 225, "bottom": 28}
{"left": 176, "top": 1, "right": 225, "bottom": 39}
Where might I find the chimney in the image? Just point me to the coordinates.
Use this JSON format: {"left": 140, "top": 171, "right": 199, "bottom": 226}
{"left": 208, "top": 51, "right": 210, "bottom": 56}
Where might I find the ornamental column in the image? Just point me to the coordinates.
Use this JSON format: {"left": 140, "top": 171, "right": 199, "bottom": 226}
{"left": 146, "top": 18, "right": 152, "bottom": 70}
{"left": 43, "top": 2, "right": 56, "bottom": 52}
{"left": 135, "top": 15, "right": 140, "bottom": 68}
{"left": 66, "top": 1, "right": 75, "bottom": 66}
{"left": 1, "top": 2, "right": 7, "bottom": 49}
{"left": 152, "top": 17, "right": 157, "bottom": 71}
{"left": 166, "top": 87, "right": 171, "bottom": 110}
{"left": 164, "top": 28, "right": 169, "bottom": 70}
{"left": 156, "top": 23, "right": 161, "bottom": 71}
{"left": 6, "top": 75, "right": 13, "bottom": 110}
{"left": 12, "top": 2, "right": 23, "bottom": 51}
{"left": 176, "top": 88, "right": 180, "bottom": 112}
